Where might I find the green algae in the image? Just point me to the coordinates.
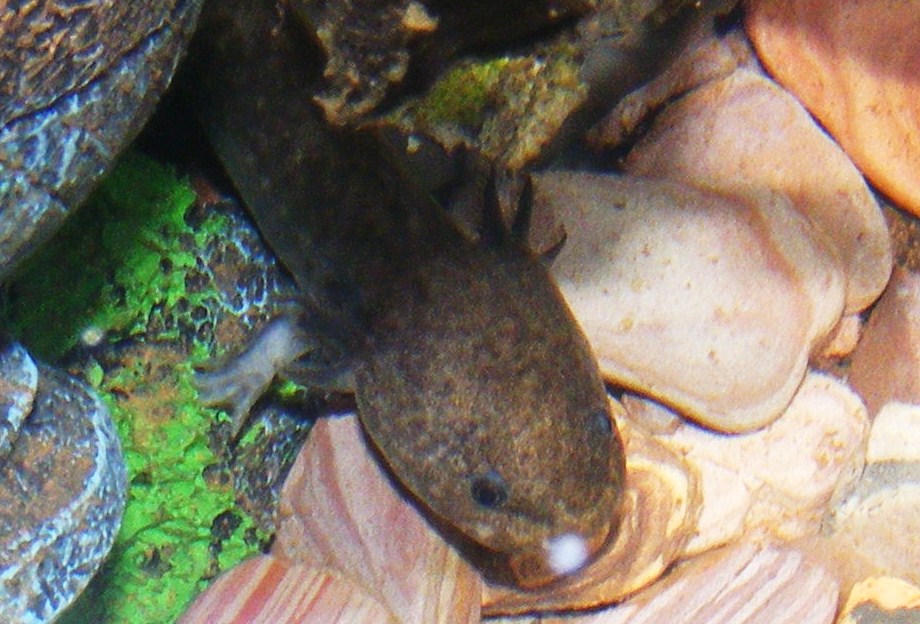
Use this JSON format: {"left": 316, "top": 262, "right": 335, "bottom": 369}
{"left": 57, "top": 352, "right": 266, "bottom": 624}
{"left": 405, "top": 48, "right": 586, "bottom": 168}
{"left": 2, "top": 150, "right": 221, "bottom": 361}
{"left": 1, "top": 152, "right": 269, "bottom": 624}
{"left": 416, "top": 57, "right": 512, "bottom": 130}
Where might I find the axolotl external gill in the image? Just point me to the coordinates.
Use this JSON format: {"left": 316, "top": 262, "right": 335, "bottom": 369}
{"left": 191, "top": 0, "right": 626, "bottom": 588}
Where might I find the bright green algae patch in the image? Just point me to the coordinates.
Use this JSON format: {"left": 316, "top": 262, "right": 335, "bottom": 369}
{"left": 59, "top": 349, "right": 267, "bottom": 624}
{"left": 1, "top": 152, "right": 269, "bottom": 623}
{"left": 4, "top": 150, "right": 212, "bottom": 360}
{"left": 58, "top": 352, "right": 265, "bottom": 624}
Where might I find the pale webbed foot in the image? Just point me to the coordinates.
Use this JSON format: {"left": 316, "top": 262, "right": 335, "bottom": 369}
{"left": 196, "top": 316, "right": 310, "bottom": 436}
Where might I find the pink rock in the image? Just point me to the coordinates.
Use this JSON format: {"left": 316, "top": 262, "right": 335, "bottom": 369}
{"left": 272, "top": 416, "right": 481, "bottom": 624}
{"left": 506, "top": 543, "right": 839, "bottom": 624}
{"left": 177, "top": 555, "right": 396, "bottom": 624}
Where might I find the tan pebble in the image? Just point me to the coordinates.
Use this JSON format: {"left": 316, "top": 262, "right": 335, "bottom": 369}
{"left": 620, "top": 393, "right": 682, "bottom": 435}
{"left": 867, "top": 403, "right": 920, "bottom": 463}
{"left": 401, "top": 2, "right": 438, "bottom": 33}
{"left": 849, "top": 267, "right": 920, "bottom": 417}
{"left": 623, "top": 373, "right": 868, "bottom": 553}
{"left": 537, "top": 171, "right": 844, "bottom": 432}
{"left": 837, "top": 577, "right": 920, "bottom": 624}
{"left": 827, "top": 464, "right": 920, "bottom": 588}
{"left": 815, "top": 313, "right": 863, "bottom": 362}
{"left": 483, "top": 410, "right": 700, "bottom": 615}
{"left": 619, "top": 395, "right": 749, "bottom": 556}
{"left": 624, "top": 68, "right": 891, "bottom": 313}
{"left": 272, "top": 416, "right": 481, "bottom": 624}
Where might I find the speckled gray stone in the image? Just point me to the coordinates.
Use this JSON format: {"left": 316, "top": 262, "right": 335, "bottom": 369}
{"left": 0, "top": 350, "right": 127, "bottom": 623}
{"left": 0, "top": 341, "right": 38, "bottom": 459}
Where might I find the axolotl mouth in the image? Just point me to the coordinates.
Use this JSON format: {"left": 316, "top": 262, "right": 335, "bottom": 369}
{"left": 508, "top": 525, "right": 616, "bottom": 589}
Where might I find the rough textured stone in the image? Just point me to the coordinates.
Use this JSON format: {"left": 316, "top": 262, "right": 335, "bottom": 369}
{"left": 0, "top": 352, "right": 127, "bottom": 623}
{"left": 0, "top": 0, "right": 204, "bottom": 278}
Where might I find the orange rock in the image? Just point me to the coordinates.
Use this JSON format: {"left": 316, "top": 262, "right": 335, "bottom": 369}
{"left": 745, "top": 0, "right": 920, "bottom": 217}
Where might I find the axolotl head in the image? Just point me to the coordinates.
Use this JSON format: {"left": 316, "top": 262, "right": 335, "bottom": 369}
{"left": 355, "top": 243, "right": 626, "bottom": 588}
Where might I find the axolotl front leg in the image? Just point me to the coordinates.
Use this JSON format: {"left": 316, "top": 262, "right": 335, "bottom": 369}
{"left": 196, "top": 314, "right": 355, "bottom": 436}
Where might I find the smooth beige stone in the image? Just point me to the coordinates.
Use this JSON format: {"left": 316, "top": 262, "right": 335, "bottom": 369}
{"left": 682, "top": 457, "right": 750, "bottom": 556}
{"left": 538, "top": 172, "right": 845, "bottom": 432}
{"left": 624, "top": 372, "right": 868, "bottom": 554}
{"left": 849, "top": 267, "right": 920, "bottom": 417}
{"left": 867, "top": 403, "right": 920, "bottom": 463}
{"left": 624, "top": 68, "right": 891, "bottom": 314}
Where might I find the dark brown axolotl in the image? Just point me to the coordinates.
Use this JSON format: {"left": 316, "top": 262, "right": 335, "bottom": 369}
{"left": 190, "top": 0, "right": 625, "bottom": 587}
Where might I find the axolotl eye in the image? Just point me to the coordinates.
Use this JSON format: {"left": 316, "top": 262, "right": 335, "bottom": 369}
{"left": 470, "top": 470, "right": 508, "bottom": 509}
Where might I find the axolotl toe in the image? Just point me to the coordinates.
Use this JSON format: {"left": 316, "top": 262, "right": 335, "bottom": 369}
{"left": 191, "top": 0, "right": 626, "bottom": 588}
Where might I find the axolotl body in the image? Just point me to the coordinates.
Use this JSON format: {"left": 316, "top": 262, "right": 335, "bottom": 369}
{"left": 192, "top": 0, "right": 625, "bottom": 588}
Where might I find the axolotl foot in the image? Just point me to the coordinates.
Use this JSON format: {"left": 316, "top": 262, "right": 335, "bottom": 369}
{"left": 196, "top": 315, "right": 356, "bottom": 437}
{"left": 196, "top": 317, "right": 310, "bottom": 436}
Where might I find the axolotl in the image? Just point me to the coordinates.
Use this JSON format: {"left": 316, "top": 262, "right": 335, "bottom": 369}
{"left": 191, "top": 0, "right": 625, "bottom": 588}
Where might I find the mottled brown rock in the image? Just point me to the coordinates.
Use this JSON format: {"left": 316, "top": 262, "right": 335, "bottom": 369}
{"left": 289, "top": 0, "right": 437, "bottom": 124}
{"left": 0, "top": 351, "right": 127, "bottom": 622}
{"left": 290, "top": 0, "right": 595, "bottom": 127}
{"left": 0, "top": 0, "right": 204, "bottom": 278}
